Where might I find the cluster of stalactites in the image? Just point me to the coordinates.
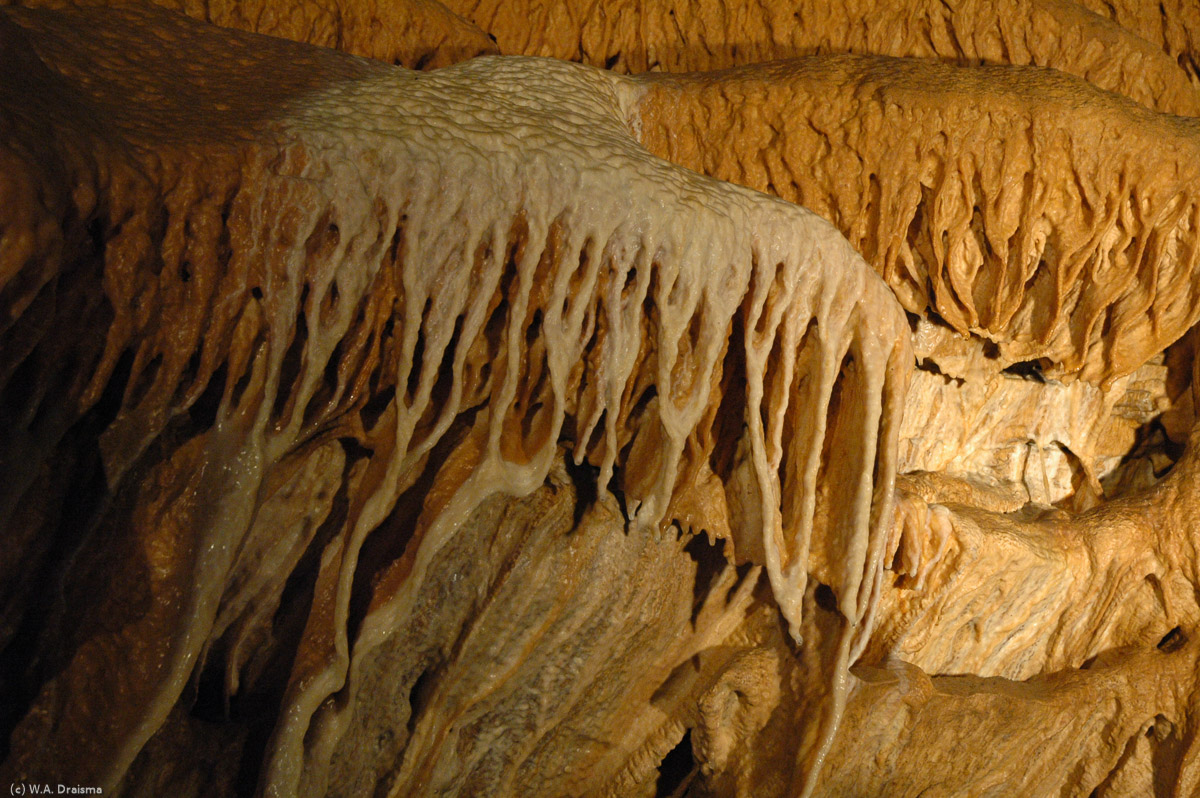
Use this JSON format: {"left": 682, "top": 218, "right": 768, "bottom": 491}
{"left": 0, "top": 9, "right": 912, "bottom": 793}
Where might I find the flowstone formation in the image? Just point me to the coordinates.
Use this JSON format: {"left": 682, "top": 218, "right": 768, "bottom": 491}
{"left": 1, "top": 2, "right": 1199, "bottom": 797}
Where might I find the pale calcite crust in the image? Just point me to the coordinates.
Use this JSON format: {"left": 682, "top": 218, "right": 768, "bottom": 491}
{"left": 898, "top": 359, "right": 1169, "bottom": 505}
{"left": 0, "top": 4, "right": 909, "bottom": 796}
{"left": 2, "top": 2, "right": 1200, "bottom": 798}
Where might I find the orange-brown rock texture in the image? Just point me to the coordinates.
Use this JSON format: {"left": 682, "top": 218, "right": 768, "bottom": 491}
{"left": 1, "top": 2, "right": 1199, "bottom": 797}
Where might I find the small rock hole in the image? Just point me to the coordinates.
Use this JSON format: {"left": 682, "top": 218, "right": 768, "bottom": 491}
{"left": 815, "top": 583, "right": 838, "bottom": 613}
{"left": 1158, "top": 626, "right": 1186, "bottom": 653}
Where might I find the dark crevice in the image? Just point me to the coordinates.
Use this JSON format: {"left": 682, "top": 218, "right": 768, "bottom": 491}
{"left": 322, "top": 280, "right": 340, "bottom": 323}
{"left": 303, "top": 337, "right": 344, "bottom": 430}
{"left": 273, "top": 294, "right": 309, "bottom": 425}
{"left": 418, "top": 314, "right": 464, "bottom": 436}
{"left": 916, "top": 357, "right": 964, "bottom": 386}
{"left": 359, "top": 388, "right": 393, "bottom": 432}
{"left": 230, "top": 445, "right": 359, "bottom": 796}
{"left": 710, "top": 313, "right": 747, "bottom": 483}
{"left": 525, "top": 308, "right": 542, "bottom": 348}
{"left": 406, "top": 667, "right": 436, "bottom": 738}
{"left": 684, "top": 535, "right": 727, "bottom": 627}
{"left": 1102, "top": 419, "right": 1185, "bottom": 497}
{"left": 815, "top": 583, "right": 838, "bottom": 613}
{"left": 622, "top": 265, "right": 638, "bottom": 297}
{"left": 376, "top": 313, "right": 398, "bottom": 388}
{"left": 1179, "top": 51, "right": 1199, "bottom": 83}
{"left": 0, "top": 340, "right": 135, "bottom": 760}
{"left": 189, "top": 647, "right": 230, "bottom": 722}
{"left": 3, "top": 343, "right": 43, "bottom": 420}
{"left": 92, "top": 347, "right": 136, "bottom": 430}
{"left": 608, "top": 445, "right": 631, "bottom": 524}
{"left": 564, "top": 455, "right": 599, "bottom": 529}
{"left": 189, "top": 362, "right": 228, "bottom": 433}
{"left": 655, "top": 730, "right": 696, "bottom": 798}
{"left": 1001, "top": 359, "right": 1049, "bottom": 383}
{"left": 0, "top": 451, "right": 107, "bottom": 762}
{"left": 345, "top": 410, "right": 476, "bottom": 648}
{"left": 174, "top": 349, "right": 203, "bottom": 407}
{"left": 230, "top": 345, "right": 260, "bottom": 410}
{"left": 1158, "top": 626, "right": 1186, "bottom": 653}
{"left": 631, "top": 384, "right": 659, "bottom": 418}
{"left": 405, "top": 298, "right": 433, "bottom": 402}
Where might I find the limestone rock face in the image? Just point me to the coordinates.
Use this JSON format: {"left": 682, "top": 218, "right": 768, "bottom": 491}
{"left": 634, "top": 57, "right": 1200, "bottom": 384}
{"left": 2, "top": 0, "right": 499, "bottom": 66}
{"left": 1, "top": 2, "right": 1199, "bottom": 798}
{"left": 440, "top": 0, "right": 1200, "bottom": 115}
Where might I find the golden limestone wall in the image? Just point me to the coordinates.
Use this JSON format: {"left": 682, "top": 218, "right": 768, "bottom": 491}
{"left": 0, "top": 2, "right": 1198, "bottom": 797}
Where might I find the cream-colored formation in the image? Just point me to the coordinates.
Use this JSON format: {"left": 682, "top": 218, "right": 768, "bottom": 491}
{"left": 1, "top": 1, "right": 1199, "bottom": 797}
{"left": 0, "top": 4, "right": 909, "bottom": 795}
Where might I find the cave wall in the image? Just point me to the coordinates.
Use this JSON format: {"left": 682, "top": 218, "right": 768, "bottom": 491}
{"left": 2, "top": 1, "right": 1199, "bottom": 796}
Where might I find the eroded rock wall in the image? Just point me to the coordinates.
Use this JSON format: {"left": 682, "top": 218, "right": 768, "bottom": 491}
{"left": 1, "top": 2, "right": 1199, "bottom": 797}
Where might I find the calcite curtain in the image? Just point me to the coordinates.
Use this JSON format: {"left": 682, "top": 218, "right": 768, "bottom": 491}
{"left": 1, "top": 1, "right": 1199, "bottom": 796}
